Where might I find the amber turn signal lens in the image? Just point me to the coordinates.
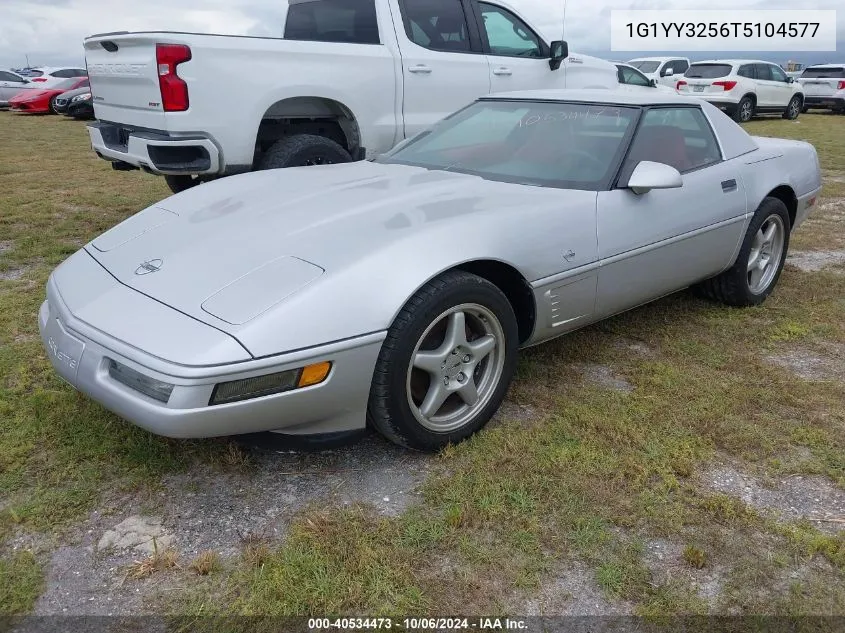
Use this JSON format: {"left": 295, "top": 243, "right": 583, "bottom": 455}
{"left": 298, "top": 361, "right": 332, "bottom": 388}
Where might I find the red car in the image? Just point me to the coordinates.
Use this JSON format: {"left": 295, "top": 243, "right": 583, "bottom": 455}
{"left": 9, "top": 77, "right": 89, "bottom": 114}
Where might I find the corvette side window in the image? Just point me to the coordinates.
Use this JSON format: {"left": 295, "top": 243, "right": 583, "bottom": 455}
{"left": 625, "top": 107, "right": 721, "bottom": 174}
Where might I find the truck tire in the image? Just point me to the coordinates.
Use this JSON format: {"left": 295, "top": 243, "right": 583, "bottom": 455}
{"left": 259, "top": 134, "right": 352, "bottom": 170}
{"left": 164, "top": 175, "right": 204, "bottom": 194}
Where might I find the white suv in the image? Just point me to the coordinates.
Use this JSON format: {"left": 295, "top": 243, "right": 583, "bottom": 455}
{"left": 797, "top": 64, "right": 845, "bottom": 113}
{"left": 676, "top": 60, "right": 804, "bottom": 123}
{"left": 627, "top": 57, "right": 690, "bottom": 87}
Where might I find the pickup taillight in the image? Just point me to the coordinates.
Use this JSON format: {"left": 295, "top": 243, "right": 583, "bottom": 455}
{"left": 156, "top": 44, "right": 191, "bottom": 112}
{"left": 838, "top": 81, "right": 845, "bottom": 90}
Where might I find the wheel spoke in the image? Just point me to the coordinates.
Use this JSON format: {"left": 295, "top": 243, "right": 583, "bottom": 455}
{"left": 414, "top": 350, "right": 445, "bottom": 374}
{"left": 442, "top": 311, "right": 468, "bottom": 350}
{"left": 466, "top": 334, "right": 496, "bottom": 362}
{"left": 747, "top": 248, "right": 760, "bottom": 272}
{"left": 456, "top": 378, "right": 479, "bottom": 407}
{"left": 762, "top": 222, "right": 777, "bottom": 244}
{"left": 419, "top": 381, "right": 450, "bottom": 418}
{"left": 749, "top": 265, "right": 764, "bottom": 290}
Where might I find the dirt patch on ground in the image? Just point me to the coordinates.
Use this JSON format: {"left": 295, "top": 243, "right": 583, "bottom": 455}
{"left": 786, "top": 250, "right": 845, "bottom": 273}
{"left": 26, "top": 434, "right": 434, "bottom": 615}
{"left": 765, "top": 342, "right": 845, "bottom": 382}
{"left": 702, "top": 465, "right": 845, "bottom": 533}
{"left": 511, "top": 560, "right": 634, "bottom": 616}
{"left": 0, "top": 266, "right": 29, "bottom": 281}
{"left": 573, "top": 363, "right": 634, "bottom": 393}
{"left": 819, "top": 197, "right": 845, "bottom": 211}
{"left": 0, "top": 241, "right": 13, "bottom": 256}
{"left": 642, "top": 538, "right": 726, "bottom": 609}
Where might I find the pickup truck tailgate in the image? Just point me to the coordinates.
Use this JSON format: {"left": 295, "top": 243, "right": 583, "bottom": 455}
{"left": 84, "top": 34, "right": 171, "bottom": 129}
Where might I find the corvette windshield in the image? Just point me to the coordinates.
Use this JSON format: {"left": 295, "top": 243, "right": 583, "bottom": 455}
{"left": 377, "top": 100, "right": 640, "bottom": 190}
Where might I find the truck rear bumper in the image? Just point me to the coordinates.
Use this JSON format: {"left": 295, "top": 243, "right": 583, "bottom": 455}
{"left": 88, "top": 121, "right": 222, "bottom": 175}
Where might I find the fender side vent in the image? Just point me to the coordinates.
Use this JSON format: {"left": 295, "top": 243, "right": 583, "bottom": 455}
{"left": 101, "top": 41, "right": 119, "bottom": 52}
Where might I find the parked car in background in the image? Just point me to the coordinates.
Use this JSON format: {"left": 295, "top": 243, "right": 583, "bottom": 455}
{"left": 9, "top": 77, "right": 89, "bottom": 114}
{"left": 615, "top": 63, "right": 678, "bottom": 94}
{"left": 53, "top": 86, "right": 91, "bottom": 114}
{"left": 23, "top": 66, "right": 89, "bottom": 88}
{"left": 0, "top": 70, "right": 37, "bottom": 108}
{"left": 83, "top": 0, "right": 621, "bottom": 194}
{"left": 66, "top": 91, "right": 95, "bottom": 120}
{"left": 797, "top": 64, "right": 845, "bottom": 113}
{"left": 39, "top": 90, "right": 821, "bottom": 452}
{"left": 676, "top": 60, "right": 803, "bottom": 123}
{"left": 627, "top": 57, "right": 690, "bottom": 87}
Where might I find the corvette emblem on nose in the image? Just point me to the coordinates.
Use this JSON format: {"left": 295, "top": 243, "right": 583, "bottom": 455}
{"left": 135, "top": 259, "right": 163, "bottom": 275}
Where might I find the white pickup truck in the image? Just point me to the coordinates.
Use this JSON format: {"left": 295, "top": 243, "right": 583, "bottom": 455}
{"left": 83, "top": 0, "right": 620, "bottom": 193}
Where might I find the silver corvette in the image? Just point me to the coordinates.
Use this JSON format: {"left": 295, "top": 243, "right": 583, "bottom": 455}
{"left": 39, "top": 90, "right": 822, "bottom": 451}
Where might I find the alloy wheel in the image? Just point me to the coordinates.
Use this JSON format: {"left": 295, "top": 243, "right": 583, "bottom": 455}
{"left": 747, "top": 214, "right": 786, "bottom": 294}
{"left": 406, "top": 304, "right": 506, "bottom": 433}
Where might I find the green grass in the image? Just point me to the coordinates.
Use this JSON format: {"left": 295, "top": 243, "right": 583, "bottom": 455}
{"left": 0, "top": 551, "right": 43, "bottom": 615}
{"left": 1, "top": 110, "right": 845, "bottom": 617}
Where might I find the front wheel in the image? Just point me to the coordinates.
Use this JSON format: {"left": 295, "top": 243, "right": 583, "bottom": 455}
{"left": 783, "top": 95, "right": 802, "bottom": 120}
{"left": 693, "top": 197, "right": 791, "bottom": 307}
{"left": 164, "top": 174, "right": 206, "bottom": 194}
{"left": 367, "top": 271, "right": 519, "bottom": 452}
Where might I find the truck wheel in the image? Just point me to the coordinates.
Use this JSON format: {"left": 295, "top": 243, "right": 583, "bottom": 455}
{"left": 259, "top": 134, "right": 352, "bottom": 170}
{"left": 164, "top": 175, "right": 203, "bottom": 194}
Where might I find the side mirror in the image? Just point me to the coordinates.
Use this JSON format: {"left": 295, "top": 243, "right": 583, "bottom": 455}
{"left": 649, "top": 78, "right": 657, "bottom": 87}
{"left": 627, "top": 161, "right": 683, "bottom": 195}
{"left": 787, "top": 76, "right": 794, "bottom": 83}
{"left": 549, "top": 40, "right": 568, "bottom": 71}
{"left": 662, "top": 67, "right": 674, "bottom": 77}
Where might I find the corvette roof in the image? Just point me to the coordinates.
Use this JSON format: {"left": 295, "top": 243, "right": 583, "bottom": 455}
{"left": 479, "top": 89, "right": 759, "bottom": 160}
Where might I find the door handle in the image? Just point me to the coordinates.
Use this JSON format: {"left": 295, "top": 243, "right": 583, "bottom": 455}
{"left": 408, "top": 65, "right": 432, "bottom": 74}
{"left": 721, "top": 179, "right": 737, "bottom": 192}
{"left": 493, "top": 67, "right": 512, "bottom": 76}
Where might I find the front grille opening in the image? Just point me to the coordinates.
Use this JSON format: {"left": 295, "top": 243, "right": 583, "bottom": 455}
{"left": 107, "top": 359, "right": 174, "bottom": 404}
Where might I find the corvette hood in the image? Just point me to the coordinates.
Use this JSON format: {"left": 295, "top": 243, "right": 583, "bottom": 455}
{"left": 84, "top": 161, "right": 536, "bottom": 331}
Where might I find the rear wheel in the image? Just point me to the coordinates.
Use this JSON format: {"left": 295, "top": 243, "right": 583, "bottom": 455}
{"left": 783, "top": 95, "right": 802, "bottom": 120}
{"left": 258, "top": 134, "right": 352, "bottom": 171}
{"left": 367, "top": 271, "right": 519, "bottom": 452}
{"left": 693, "top": 197, "right": 790, "bottom": 307}
{"left": 734, "top": 96, "right": 755, "bottom": 123}
{"left": 48, "top": 96, "right": 59, "bottom": 114}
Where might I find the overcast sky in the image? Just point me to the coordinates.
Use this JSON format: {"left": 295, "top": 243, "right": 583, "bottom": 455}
{"left": 0, "top": 0, "right": 841, "bottom": 68}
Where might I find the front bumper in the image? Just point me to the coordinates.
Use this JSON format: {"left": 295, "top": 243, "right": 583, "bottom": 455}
{"left": 38, "top": 270, "right": 384, "bottom": 439}
{"left": 87, "top": 121, "right": 222, "bottom": 176}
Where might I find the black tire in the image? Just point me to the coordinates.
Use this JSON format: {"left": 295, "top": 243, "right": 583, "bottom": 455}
{"left": 164, "top": 174, "right": 204, "bottom": 194}
{"left": 367, "top": 270, "right": 519, "bottom": 452}
{"left": 258, "top": 134, "right": 352, "bottom": 171}
{"left": 733, "top": 96, "right": 755, "bottom": 123}
{"left": 801, "top": 106, "right": 809, "bottom": 114}
{"left": 783, "top": 95, "right": 802, "bottom": 120}
{"left": 48, "top": 96, "right": 59, "bottom": 114}
{"left": 693, "top": 197, "right": 791, "bottom": 307}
